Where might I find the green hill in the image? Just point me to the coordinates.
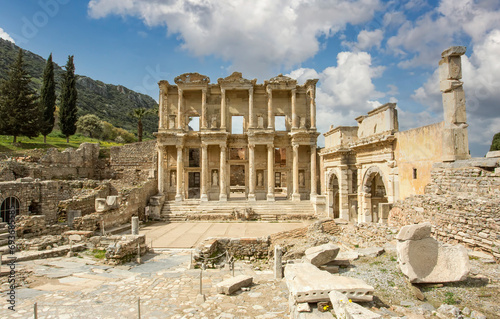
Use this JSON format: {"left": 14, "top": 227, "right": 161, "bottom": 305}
{"left": 0, "top": 38, "right": 158, "bottom": 138}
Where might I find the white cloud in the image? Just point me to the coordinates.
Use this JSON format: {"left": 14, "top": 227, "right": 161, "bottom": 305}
{"left": 412, "top": 29, "right": 500, "bottom": 155}
{"left": 343, "top": 29, "right": 384, "bottom": 50}
{"left": 0, "top": 27, "right": 15, "bottom": 43}
{"left": 288, "top": 51, "right": 386, "bottom": 145}
{"left": 88, "top": 0, "right": 382, "bottom": 77}
{"left": 388, "top": 0, "right": 500, "bottom": 68}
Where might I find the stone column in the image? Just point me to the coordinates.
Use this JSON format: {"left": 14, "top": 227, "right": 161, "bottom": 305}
{"left": 131, "top": 216, "right": 139, "bottom": 235}
{"left": 200, "top": 144, "right": 208, "bottom": 202}
{"left": 219, "top": 145, "right": 227, "bottom": 201}
{"left": 338, "top": 166, "right": 349, "bottom": 220}
{"left": 292, "top": 143, "right": 300, "bottom": 201}
{"left": 221, "top": 88, "right": 227, "bottom": 129}
{"left": 291, "top": 88, "right": 297, "bottom": 129}
{"left": 248, "top": 144, "right": 256, "bottom": 201}
{"left": 267, "top": 87, "right": 274, "bottom": 129}
{"left": 248, "top": 87, "right": 255, "bottom": 128}
{"left": 439, "top": 46, "right": 469, "bottom": 162}
{"left": 158, "top": 146, "right": 165, "bottom": 194}
{"left": 159, "top": 89, "right": 165, "bottom": 129}
{"left": 309, "top": 89, "right": 316, "bottom": 129}
{"left": 356, "top": 165, "right": 363, "bottom": 222}
{"left": 310, "top": 144, "right": 317, "bottom": 198}
{"left": 274, "top": 245, "right": 283, "bottom": 280}
{"left": 175, "top": 145, "right": 183, "bottom": 201}
{"left": 267, "top": 144, "right": 275, "bottom": 201}
{"left": 177, "top": 88, "right": 183, "bottom": 130}
{"left": 201, "top": 88, "right": 207, "bottom": 129}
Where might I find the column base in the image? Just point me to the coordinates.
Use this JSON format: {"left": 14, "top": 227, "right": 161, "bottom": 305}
{"left": 309, "top": 193, "right": 317, "bottom": 202}
{"left": 175, "top": 194, "right": 183, "bottom": 202}
{"left": 292, "top": 193, "right": 301, "bottom": 202}
{"left": 266, "top": 193, "right": 275, "bottom": 201}
{"left": 200, "top": 194, "right": 208, "bottom": 202}
{"left": 248, "top": 194, "right": 256, "bottom": 202}
{"left": 219, "top": 194, "right": 227, "bottom": 202}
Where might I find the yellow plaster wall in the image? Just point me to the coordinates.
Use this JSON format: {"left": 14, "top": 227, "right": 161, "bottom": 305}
{"left": 395, "top": 122, "right": 444, "bottom": 200}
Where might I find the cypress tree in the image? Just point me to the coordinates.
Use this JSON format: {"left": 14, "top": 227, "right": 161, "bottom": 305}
{"left": 40, "top": 53, "right": 56, "bottom": 143}
{"left": 0, "top": 48, "right": 40, "bottom": 143}
{"left": 59, "top": 55, "right": 78, "bottom": 143}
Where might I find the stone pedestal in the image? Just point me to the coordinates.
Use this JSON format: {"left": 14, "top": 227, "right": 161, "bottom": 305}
{"left": 131, "top": 216, "right": 139, "bottom": 235}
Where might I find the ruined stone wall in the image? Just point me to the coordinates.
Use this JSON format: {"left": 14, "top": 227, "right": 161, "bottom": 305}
{"left": 395, "top": 122, "right": 444, "bottom": 200}
{"left": 195, "top": 236, "right": 270, "bottom": 263}
{"left": 110, "top": 140, "right": 157, "bottom": 184}
{"left": 57, "top": 182, "right": 112, "bottom": 217}
{"left": 390, "top": 160, "right": 500, "bottom": 260}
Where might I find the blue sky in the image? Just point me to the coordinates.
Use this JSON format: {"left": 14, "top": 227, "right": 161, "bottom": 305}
{"left": 0, "top": 0, "right": 499, "bottom": 156}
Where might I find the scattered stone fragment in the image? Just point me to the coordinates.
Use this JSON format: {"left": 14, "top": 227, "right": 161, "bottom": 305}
{"left": 216, "top": 275, "right": 253, "bottom": 295}
{"left": 285, "top": 263, "right": 374, "bottom": 303}
{"left": 436, "top": 304, "right": 460, "bottom": 319}
{"left": 329, "top": 291, "right": 381, "bottom": 319}
{"left": 304, "top": 243, "right": 340, "bottom": 267}
{"left": 396, "top": 223, "right": 470, "bottom": 283}
{"left": 356, "top": 247, "right": 384, "bottom": 258}
{"left": 296, "top": 303, "right": 311, "bottom": 312}
{"left": 317, "top": 301, "right": 331, "bottom": 312}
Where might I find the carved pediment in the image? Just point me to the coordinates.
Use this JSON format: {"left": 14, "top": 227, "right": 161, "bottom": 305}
{"left": 217, "top": 72, "right": 256, "bottom": 86}
{"left": 174, "top": 73, "right": 210, "bottom": 85}
{"left": 268, "top": 74, "right": 297, "bottom": 85}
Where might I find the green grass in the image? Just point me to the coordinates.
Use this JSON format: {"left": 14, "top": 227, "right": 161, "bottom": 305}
{"left": 0, "top": 130, "right": 124, "bottom": 156}
{"left": 92, "top": 249, "right": 106, "bottom": 259}
{"left": 443, "top": 292, "right": 457, "bottom": 305}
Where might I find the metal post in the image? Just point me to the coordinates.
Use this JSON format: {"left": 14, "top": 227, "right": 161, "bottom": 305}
{"left": 232, "top": 260, "right": 235, "bottom": 277}
{"left": 34, "top": 302, "right": 38, "bottom": 319}
{"left": 199, "top": 269, "right": 203, "bottom": 295}
{"left": 137, "top": 297, "right": 141, "bottom": 319}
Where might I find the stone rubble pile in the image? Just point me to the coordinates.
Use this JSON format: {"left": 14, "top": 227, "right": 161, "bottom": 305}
{"left": 396, "top": 223, "right": 470, "bottom": 283}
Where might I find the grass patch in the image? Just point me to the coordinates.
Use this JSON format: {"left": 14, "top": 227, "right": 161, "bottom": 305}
{"left": 92, "top": 249, "right": 106, "bottom": 259}
{"left": 370, "top": 261, "right": 382, "bottom": 266}
{"left": 380, "top": 268, "right": 388, "bottom": 273}
{"left": 0, "top": 130, "right": 124, "bottom": 156}
{"left": 390, "top": 256, "right": 397, "bottom": 262}
{"left": 443, "top": 292, "right": 457, "bottom": 305}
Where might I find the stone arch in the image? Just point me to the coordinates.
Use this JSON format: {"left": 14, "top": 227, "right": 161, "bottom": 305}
{"left": 360, "top": 166, "right": 389, "bottom": 223}
{"left": 1, "top": 196, "right": 20, "bottom": 224}
{"left": 326, "top": 170, "right": 340, "bottom": 218}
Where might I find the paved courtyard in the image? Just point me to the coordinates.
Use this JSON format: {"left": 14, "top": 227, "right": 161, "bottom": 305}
{"left": 140, "top": 221, "right": 312, "bottom": 248}
{"left": 2, "top": 250, "right": 290, "bottom": 318}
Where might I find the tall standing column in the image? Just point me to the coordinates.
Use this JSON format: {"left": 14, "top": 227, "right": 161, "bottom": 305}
{"left": 267, "top": 87, "right": 274, "bottom": 129}
{"left": 219, "top": 145, "right": 227, "bottom": 201}
{"left": 201, "top": 88, "right": 207, "bottom": 129}
{"left": 248, "top": 144, "right": 256, "bottom": 201}
{"left": 267, "top": 144, "right": 275, "bottom": 201}
{"left": 339, "top": 166, "right": 349, "bottom": 220}
{"left": 309, "top": 89, "right": 316, "bottom": 129}
{"left": 175, "top": 145, "right": 183, "bottom": 201}
{"left": 200, "top": 144, "right": 208, "bottom": 202}
{"left": 248, "top": 87, "right": 254, "bottom": 128}
{"left": 310, "top": 144, "right": 317, "bottom": 198}
{"left": 291, "top": 89, "right": 297, "bottom": 129}
{"left": 158, "top": 146, "right": 165, "bottom": 194}
{"left": 221, "top": 88, "right": 227, "bottom": 130}
{"left": 177, "top": 88, "right": 183, "bottom": 130}
{"left": 159, "top": 90, "right": 164, "bottom": 129}
{"left": 292, "top": 144, "right": 300, "bottom": 201}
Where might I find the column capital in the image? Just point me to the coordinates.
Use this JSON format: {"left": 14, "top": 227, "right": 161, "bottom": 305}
{"left": 266, "top": 86, "right": 272, "bottom": 95}
{"left": 249, "top": 143, "right": 255, "bottom": 150}
{"left": 176, "top": 144, "right": 183, "bottom": 150}
{"left": 249, "top": 87, "right": 254, "bottom": 94}
{"left": 267, "top": 144, "right": 274, "bottom": 150}
{"left": 291, "top": 88, "right": 297, "bottom": 94}
{"left": 178, "top": 87, "right": 183, "bottom": 94}
{"left": 221, "top": 87, "right": 226, "bottom": 94}
{"left": 292, "top": 143, "right": 300, "bottom": 150}
{"left": 201, "top": 143, "right": 208, "bottom": 150}
{"left": 202, "top": 88, "right": 208, "bottom": 94}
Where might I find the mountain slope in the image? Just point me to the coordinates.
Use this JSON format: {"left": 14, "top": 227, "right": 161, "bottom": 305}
{"left": 0, "top": 38, "right": 158, "bottom": 137}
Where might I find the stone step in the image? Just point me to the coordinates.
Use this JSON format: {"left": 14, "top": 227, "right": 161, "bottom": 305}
{"left": 0, "top": 238, "right": 9, "bottom": 247}
{"left": 0, "top": 232, "right": 9, "bottom": 241}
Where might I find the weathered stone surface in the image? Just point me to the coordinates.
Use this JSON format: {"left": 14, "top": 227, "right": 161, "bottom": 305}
{"left": 304, "top": 243, "right": 340, "bottom": 267}
{"left": 131, "top": 216, "right": 139, "bottom": 235}
{"left": 336, "top": 251, "right": 359, "bottom": 261}
{"left": 441, "top": 46, "right": 467, "bottom": 58}
{"left": 296, "top": 302, "right": 311, "bottom": 312}
{"left": 396, "top": 223, "right": 432, "bottom": 241}
{"left": 285, "top": 263, "right": 374, "bottom": 303}
{"left": 216, "top": 275, "right": 253, "bottom": 295}
{"left": 329, "top": 291, "right": 381, "bottom": 319}
{"left": 486, "top": 150, "right": 500, "bottom": 158}
{"left": 397, "top": 237, "right": 470, "bottom": 283}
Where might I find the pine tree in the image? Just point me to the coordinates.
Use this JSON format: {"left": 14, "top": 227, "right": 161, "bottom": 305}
{"left": 59, "top": 55, "right": 78, "bottom": 143}
{"left": 0, "top": 48, "right": 40, "bottom": 143}
{"left": 40, "top": 53, "right": 56, "bottom": 143}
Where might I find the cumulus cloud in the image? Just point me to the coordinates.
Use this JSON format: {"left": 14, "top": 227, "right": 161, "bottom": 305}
{"left": 412, "top": 29, "right": 500, "bottom": 155}
{"left": 343, "top": 29, "right": 384, "bottom": 50}
{"left": 88, "top": 0, "right": 382, "bottom": 77}
{"left": 388, "top": 0, "right": 500, "bottom": 68}
{"left": 288, "top": 51, "right": 386, "bottom": 145}
{"left": 0, "top": 27, "right": 15, "bottom": 43}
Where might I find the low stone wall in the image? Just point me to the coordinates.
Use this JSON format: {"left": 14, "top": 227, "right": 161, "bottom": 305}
{"left": 390, "top": 159, "right": 500, "bottom": 261}
{"left": 194, "top": 236, "right": 270, "bottom": 265}
{"left": 110, "top": 141, "right": 157, "bottom": 184}
{"left": 57, "top": 182, "right": 112, "bottom": 218}
{"left": 15, "top": 215, "right": 69, "bottom": 239}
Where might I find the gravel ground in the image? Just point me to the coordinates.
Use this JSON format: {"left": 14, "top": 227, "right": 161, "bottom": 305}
{"left": 339, "top": 247, "right": 500, "bottom": 318}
